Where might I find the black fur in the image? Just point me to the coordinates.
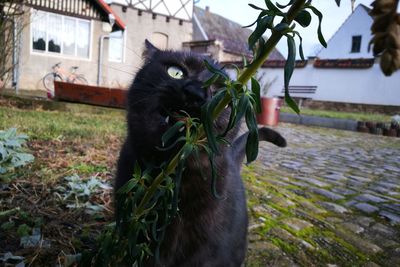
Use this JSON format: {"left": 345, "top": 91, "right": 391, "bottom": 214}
{"left": 115, "top": 40, "right": 286, "bottom": 267}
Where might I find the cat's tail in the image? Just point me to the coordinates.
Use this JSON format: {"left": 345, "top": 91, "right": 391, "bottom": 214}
{"left": 231, "top": 127, "right": 286, "bottom": 165}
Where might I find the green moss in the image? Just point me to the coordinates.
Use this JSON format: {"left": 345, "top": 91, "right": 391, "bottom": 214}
{"left": 269, "top": 237, "right": 299, "bottom": 254}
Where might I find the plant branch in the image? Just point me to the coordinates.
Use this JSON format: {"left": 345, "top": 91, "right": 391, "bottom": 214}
{"left": 135, "top": 0, "right": 308, "bottom": 219}
{"left": 213, "top": 0, "right": 307, "bottom": 119}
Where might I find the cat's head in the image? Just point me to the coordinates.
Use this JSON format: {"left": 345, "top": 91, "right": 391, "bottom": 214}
{"left": 126, "top": 40, "right": 227, "bottom": 158}
{"left": 137, "top": 40, "right": 220, "bottom": 115}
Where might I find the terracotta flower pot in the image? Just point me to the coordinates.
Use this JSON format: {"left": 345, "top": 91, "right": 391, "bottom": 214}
{"left": 256, "top": 97, "right": 283, "bottom": 126}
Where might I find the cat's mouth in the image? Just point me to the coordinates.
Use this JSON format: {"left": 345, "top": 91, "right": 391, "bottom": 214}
{"left": 159, "top": 104, "right": 202, "bottom": 127}
{"left": 159, "top": 108, "right": 181, "bottom": 127}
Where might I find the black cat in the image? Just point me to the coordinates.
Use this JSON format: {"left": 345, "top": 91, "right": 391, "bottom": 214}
{"left": 115, "top": 40, "right": 286, "bottom": 267}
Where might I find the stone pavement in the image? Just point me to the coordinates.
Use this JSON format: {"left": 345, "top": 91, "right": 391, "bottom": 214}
{"left": 243, "top": 123, "right": 400, "bottom": 267}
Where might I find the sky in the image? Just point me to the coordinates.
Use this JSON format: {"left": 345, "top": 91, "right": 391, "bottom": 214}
{"left": 195, "top": 0, "right": 375, "bottom": 57}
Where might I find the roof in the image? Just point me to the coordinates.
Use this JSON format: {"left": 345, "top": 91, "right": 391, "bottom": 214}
{"left": 193, "top": 6, "right": 284, "bottom": 60}
{"left": 316, "top": 4, "right": 373, "bottom": 59}
{"left": 360, "top": 4, "right": 371, "bottom": 13}
{"left": 96, "top": 0, "right": 126, "bottom": 30}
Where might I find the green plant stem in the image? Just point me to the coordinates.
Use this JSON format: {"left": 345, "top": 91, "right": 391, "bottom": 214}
{"left": 136, "top": 152, "right": 180, "bottom": 217}
{"left": 134, "top": 0, "right": 307, "bottom": 221}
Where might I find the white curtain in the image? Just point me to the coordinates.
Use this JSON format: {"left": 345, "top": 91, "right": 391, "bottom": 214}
{"left": 31, "top": 10, "right": 90, "bottom": 58}
{"left": 32, "top": 10, "right": 47, "bottom": 51}
{"left": 63, "top": 18, "right": 76, "bottom": 56}
{"left": 47, "top": 14, "right": 62, "bottom": 53}
{"left": 77, "top": 21, "right": 90, "bottom": 58}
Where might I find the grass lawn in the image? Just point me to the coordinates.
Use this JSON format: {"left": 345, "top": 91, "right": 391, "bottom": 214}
{"left": 0, "top": 97, "right": 127, "bottom": 265}
{"left": 281, "top": 106, "right": 394, "bottom": 122}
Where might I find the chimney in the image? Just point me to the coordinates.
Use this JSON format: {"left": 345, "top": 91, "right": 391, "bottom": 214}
{"left": 205, "top": 6, "right": 210, "bottom": 14}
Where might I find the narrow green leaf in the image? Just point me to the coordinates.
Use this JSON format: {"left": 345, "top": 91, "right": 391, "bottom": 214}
{"left": 180, "top": 144, "right": 194, "bottom": 161}
{"left": 161, "top": 121, "right": 185, "bottom": 147}
{"left": 227, "top": 84, "right": 239, "bottom": 100}
{"left": 243, "top": 10, "right": 268, "bottom": 28}
{"left": 248, "top": 3, "right": 265, "bottom": 10}
{"left": 118, "top": 178, "right": 139, "bottom": 194}
{"left": 203, "top": 60, "right": 229, "bottom": 79}
{"left": 221, "top": 104, "right": 237, "bottom": 137}
{"left": 274, "top": 22, "right": 290, "bottom": 33}
{"left": 251, "top": 77, "right": 261, "bottom": 113}
{"left": 294, "top": 10, "right": 312, "bottom": 27}
{"left": 156, "top": 136, "right": 186, "bottom": 151}
{"left": 284, "top": 36, "right": 296, "bottom": 94}
{"left": 248, "top": 16, "right": 273, "bottom": 50}
{"left": 209, "top": 153, "right": 223, "bottom": 199}
{"left": 265, "top": 0, "right": 281, "bottom": 14}
{"left": 201, "top": 90, "right": 226, "bottom": 154}
{"left": 170, "top": 161, "right": 183, "bottom": 218}
{"left": 249, "top": 37, "right": 266, "bottom": 67}
{"left": 284, "top": 36, "right": 300, "bottom": 114}
{"left": 234, "top": 93, "right": 250, "bottom": 126}
{"left": 276, "top": 0, "right": 296, "bottom": 9}
{"left": 285, "top": 89, "right": 300, "bottom": 114}
{"left": 306, "top": 5, "right": 327, "bottom": 47}
{"left": 245, "top": 106, "right": 259, "bottom": 163}
{"left": 201, "top": 104, "right": 217, "bottom": 154}
{"left": 223, "top": 63, "right": 241, "bottom": 78}
{"left": 202, "top": 73, "right": 220, "bottom": 88}
{"left": 293, "top": 31, "right": 305, "bottom": 61}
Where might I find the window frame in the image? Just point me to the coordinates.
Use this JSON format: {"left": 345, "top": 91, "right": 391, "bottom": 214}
{"left": 30, "top": 9, "right": 93, "bottom": 61}
{"left": 350, "top": 35, "right": 362, "bottom": 53}
{"left": 108, "top": 28, "right": 127, "bottom": 63}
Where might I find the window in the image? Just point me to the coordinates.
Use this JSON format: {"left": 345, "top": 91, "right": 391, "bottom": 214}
{"left": 109, "top": 30, "right": 125, "bottom": 62}
{"left": 31, "top": 10, "right": 91, "bottom": 58}
{"left": 351, "top": 35, "right": 362, "bottom": 53}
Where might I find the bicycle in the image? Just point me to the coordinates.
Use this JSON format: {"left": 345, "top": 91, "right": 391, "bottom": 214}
{"left": 43, "top": 62, "right": 88, "bottom": 98}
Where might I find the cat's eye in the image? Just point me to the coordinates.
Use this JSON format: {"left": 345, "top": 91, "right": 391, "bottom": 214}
{"left": 167, "top": 66, "right": 184, "bottom": 79}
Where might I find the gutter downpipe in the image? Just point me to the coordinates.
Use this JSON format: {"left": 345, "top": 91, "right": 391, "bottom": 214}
{"left": 12, "top": 17, "right": 20, "bottom": 93}
{"left": 98, "top": 34, "right": 110, "bottom": 86}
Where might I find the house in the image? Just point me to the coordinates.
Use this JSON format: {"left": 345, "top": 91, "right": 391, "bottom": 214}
{"left": 258, "top": 4, "right": 400, "bottom": 111}
{"left": 183, "top": 6, "right": 284, "bottom": 62}
{"left": 10, "top": 0, "right": 125, "bottom": 96}
{"left": 101, "top": 0, "right": 193, "bottom": 87}
{"left": 8, "top": 0, "right": 193, "bottom": 97}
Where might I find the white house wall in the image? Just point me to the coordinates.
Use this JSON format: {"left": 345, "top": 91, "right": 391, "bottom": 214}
{"left": 317, "top": 5, "right": 374, "bottom": 59}
{"left": 256, "top": 63, "right": 400, "bottom": 106}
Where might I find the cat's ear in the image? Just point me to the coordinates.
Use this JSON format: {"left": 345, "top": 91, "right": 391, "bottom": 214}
{"left": 143, "top": 39, "right": 159, "bottom": 59}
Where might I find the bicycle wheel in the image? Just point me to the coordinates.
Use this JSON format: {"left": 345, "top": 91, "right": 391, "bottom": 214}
{"left": 43, "top": 73, "right": 62, "bottom": 99}
{"left": 72, "top": 75, "right": 88, "bottom": 85}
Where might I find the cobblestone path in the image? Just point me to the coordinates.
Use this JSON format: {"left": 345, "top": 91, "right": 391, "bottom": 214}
{"left": 244, "top": 123, "right": 400, "bottom": 267}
